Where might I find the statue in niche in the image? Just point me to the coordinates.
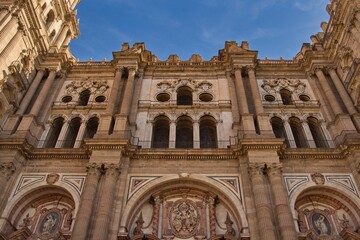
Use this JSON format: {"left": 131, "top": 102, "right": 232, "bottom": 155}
{"left": 133, "top": 212, "right": 144, "bottom": 235}
{"left": 225, "top": 213, "right": 235, "bottom": 236}
{"left": 19, "top": 213, "right": 32, "bottom": 228}
{"left": 312, "top": 213, "right": 331, "bottom": 236}
{"left": 40, "top": 212, "right": 58, "bottom": 235}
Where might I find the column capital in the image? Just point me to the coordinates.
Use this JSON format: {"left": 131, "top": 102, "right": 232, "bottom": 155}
{"left": 0, "top": 162, "right": 16, "bottom": 179}
{"left": 266, "top": 163, "right": 283, "bottom": 176}
{"left": 103, "top": 163, "right": 121, "bottom": 177}
{"left": 248, "top": 163, "right": 265, "bottom": 176}
{"left": 245, "top": 65, "right": 256, "bottom": 74}
{"left": 86, "top": 163, "right": 101, "bottom": 176}
{"left": 325, "top": 65, "right": 337, "bottom": 73}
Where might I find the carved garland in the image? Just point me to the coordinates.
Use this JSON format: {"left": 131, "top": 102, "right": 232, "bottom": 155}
{"left": 261, "top": 78, "right": 306, "bottom": 95}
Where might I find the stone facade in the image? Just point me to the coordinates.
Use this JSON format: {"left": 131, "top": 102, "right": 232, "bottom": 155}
{"left": 1, "top": 0, "right": 360, "bottom": 239}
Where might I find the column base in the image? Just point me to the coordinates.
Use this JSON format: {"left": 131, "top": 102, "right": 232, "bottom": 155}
{"left": 114, "top": 114, "right": 130, "bottom": 138}
{"left": 351, "top": 113, "right": 360, "bottom": 132}
{"left": 257, "top": 114, "right": 274, "bottom": 138}
{"left": 241, "top": 114, "right": 256, "bottom": 138}
{"left": 2, "top": 114, "right": 21, "bottom": 133}
{"left": 328, "top": 114, "right": 360, "bottom": 145}
{"left": 94, "top": 114, "right": 113, "bottom": 138}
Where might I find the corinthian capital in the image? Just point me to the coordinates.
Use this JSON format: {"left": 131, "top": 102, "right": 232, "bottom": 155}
{"left": 103, "top": 163, "right": 121, "bottom": 177}
{"left": 248, "top": 163, "right": 265, "bottom": 177}
{"left": 0, "top": 162, "right": 16, "bottom": 179}
{"left": 266, "top": 163, "right": 283, "bottom": 176}
{"left": 86, "top": 163, "right": 101, "bottom": 176}
{"left": 245, "top": 65, "right": 256, "bottom": 74}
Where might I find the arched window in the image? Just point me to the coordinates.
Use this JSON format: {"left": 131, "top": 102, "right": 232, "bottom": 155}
{"left": 44, "top": 117, "right": 64, "bottom": 148}
{"left": 176, "top": 116, "right": 193, "bottom": 148}
{"left": 289, "top": 117, "right": 307, "bottom": 148}
{"left": 152, "top": 116, "right": 170, "bottom": 148}
{"left": 280, "top": 89, "right": 293, "bottom": 105}
{"left": 307, "top": 117, "right": 327, "bottom": 148}
{"left": 199, "top": 116, "right": 217, "bottom": 148}
{"left": 45, "top": 10, "right": 55, "bottom": 29}
{"left": 84, "top": 117, "right": 99, "bottom": 139}
{"left": 177, "top": 86, "right": 193, "bottom": 105}
{"left": 270, "top": 117, "right": 289, "bottom": 147}
{"left": 63, "top": 117, "right": 81, "bottom": 148}
{"left": 78, "top": 90, "right": 91, "bottom": 106}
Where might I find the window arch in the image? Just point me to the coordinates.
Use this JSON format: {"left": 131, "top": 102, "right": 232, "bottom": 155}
{"left": 78, "top": 90, "right": 91, "bottom": 106}
{"left": 199, "top": 116, "right": 217, "bottom": 148}
{"left": 280, "top": 89, "right": 293, "bottom": 105}
{"left": 152, "top": 116, "right": 170, "bottom": 148}
{"left": 289, "top": 117, "right": 307, "bottom": 148}
{"left": 307, "top": 117, "right": 327, "bottom": 148}
{"left": 44, "top": 117, "right": 64, "bottom": 148}
{"left": 45, "top": 10, "right": 55, "bottom": 28}
{"left": 84, "top": 117, "right": 99, "bottom": 139}
{"left": 176, "top": 116, "right": 193, "bottom": 148}
{"left": 177, "top": 86, "right": 193, "bottom": 105}
{"left": 63, "top": 117, "right": 81, "bottom": 148}
{"left": 270, "top": 117, "right": 289, "bottom": 147}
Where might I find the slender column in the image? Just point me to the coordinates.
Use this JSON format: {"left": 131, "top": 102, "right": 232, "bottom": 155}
{"left": 54, "top": 25, "right": 69, "bottom": 48}
{"left": 169, "top": 121, "right": 176, "bottom": 148}
{"left": 301, "top": 120, "right": 316, "bottom": 148}
{"left": 246, "top": 66, "right": 264, "bottom": 114}
{"left": 71, "top": 164, "right": 101, "bottom": 240}
{"left": 233, "top": 67, "right": 249, "bottom": 114}
{"left": 152, "top": 196, "right": 161, "bottom": 236}
{"left": 314, "top": 68, "right": 342, "bottom": 116}
{"left": 0, "top": 163, "right": 15, "bottom": 202}
{"left": 55, "top": 120, "right": 69, "bottom": 148}
{"left": 30, "top": 70, "right": 57, "bottom": 116}
{"left": 307, "top": 74, "right": 333, "bottom": 122}
{"left": 16, "top": 70, "right": 45, "bottom": 115}
{"left": 249, "top": 163, "right": 277, "bottom": 240}
{"left": 0, "top": 8, "right": 9, "bottom": 23}
{"left": 0, "top": 26, "right": 23, "bottom": 59}
{"left": 207, "top": 196, "right": 216, "bottom": 237}
{"left": 74, "top": 120, "right": 87, "bottom": 148}
{"left": 239, "top": 157, "right": 259, "bottom": 239}
{"left": 106, "top": 68, "right": 123, "bottom": 114}
{"left": 327, "top": 66, "right": 357, "bottom": 115}
{"left": 283, "top": 120, "right": 296, "bottom": 148}
{"left": 92, "top": 164, "right": 121, "bottom": 240}
{"left": 193, "top": 120, "right": 200, "bottom": 148}
{"left": 0, "top": 15, "right": 17, "bottom": 50}
{"left": 120, "top": 68, "right": 136, "bottom": 116}
{"left": 267, "top": 163, "right": 297, "bottom": 240}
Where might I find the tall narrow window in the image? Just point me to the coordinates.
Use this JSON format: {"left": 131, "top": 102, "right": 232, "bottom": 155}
{"left": 177, "top": 86, "right": 193, "bottom": 105}
{"left": 44, "top": 117, "right": 64, "bottom": 148}
{"left": 152, "top": 116, "right": 170, "bottom": 148}
{"left": 280, "top": 89, "right": 293, "bottom": 105}
{"left": 271, "top": 117, "right": 289, "bottom": 147}
{"left": 289, "top": 117, "right": 307, "bottom": 148}
{"left": 176, "top": 116, "right": 193, "bottom": 148}
{"left": 45, "top": 10, "right": 55, "bottom": 29}
{"left": 63, "top": 117, "right": 81, "bottom": 148}
{"left": 307, "top": 117, "right": 327, "bottom": 148}
{"left": 84, "top": 117, "right": 99, "bottom": 139}
{"left": 200, "top": 116, "right": 217, "bottom": 148}
{"left": 78, "top": 90, "right": 91, "bottom": 106}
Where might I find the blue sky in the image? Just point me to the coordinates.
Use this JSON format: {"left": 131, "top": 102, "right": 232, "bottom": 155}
{"left": 70, "top": 0, "right": 329, "bottom": 62}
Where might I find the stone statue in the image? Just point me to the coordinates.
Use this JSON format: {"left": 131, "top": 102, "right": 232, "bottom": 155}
{"left": 133, "top": 212, "right": 144, "bottom": 235}
{"left": 225, "top": 212, "right": 235, "bottom": 236}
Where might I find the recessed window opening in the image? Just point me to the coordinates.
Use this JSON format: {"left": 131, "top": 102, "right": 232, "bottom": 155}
{"left": 177, "top": 86, "right": 193, "bottom": 105}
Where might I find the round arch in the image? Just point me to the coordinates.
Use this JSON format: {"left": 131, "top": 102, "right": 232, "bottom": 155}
{"left": 120, "top": 174, "right": 248, "bottom": 237}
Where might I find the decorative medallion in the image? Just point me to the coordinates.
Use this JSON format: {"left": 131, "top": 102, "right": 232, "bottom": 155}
{"left": 37, "top": 210, "right": 61, "bottom": 239}
{"left": 311, "top": 173, "right": 325, "bottom": 185}
{"left": 169, "top": 200, "right": 200, "bottom": 238}
{"left": 311, "top": 213, "right": 331, "bottom": 236}
{"left": 46, "top": 173, "right": 59, "bottom": 185}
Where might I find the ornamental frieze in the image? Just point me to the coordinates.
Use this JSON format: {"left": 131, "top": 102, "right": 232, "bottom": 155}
{"left": 65, "top": 80, "right": 109, "bottom": 95}
{"left": 261, "top": 78, "right": 306, "bottom": 94}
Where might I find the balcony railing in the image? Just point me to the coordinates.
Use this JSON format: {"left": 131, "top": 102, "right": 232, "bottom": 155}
{"left": 138, "top": 100, "right": 231, "bottom": 108}
{"left": 137, "top": 140, "right": 231, "bottom": 149}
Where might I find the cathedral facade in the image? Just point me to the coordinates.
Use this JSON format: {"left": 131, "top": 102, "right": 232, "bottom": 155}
{"left": 1, "top": 0, "right": 360, "bottom": 239}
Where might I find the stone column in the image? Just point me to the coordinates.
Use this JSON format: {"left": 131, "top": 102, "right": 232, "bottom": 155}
{"left": 16, "top": 70, "right": 45, "bottom": 115}
{"left": 106, "top": 68, "right": 124, "bottom": 115}
{"left": 249, "top": 163, "right": 277, "bottom": 240}
{"left": 327, "top": 66, "right": 357, "bottom": 114}
{"left": 73, "top": 120, "right": 87, "bottom": 148}
{"left": 0, "top": 8, "right": 9, "bottom": 23}
{"left": 207, "top": 195, "right": 216, "bottom": 237}
{"left": 169, "top": 121, "right": 176, "bottom": 148}
{"left": 283, "top": 120, "right": 296, "bottom": 148}
{"left": 55, "top": 119, "right": 69, "bottom": 148}
{"left": 193, "top": 120, "right": 200, "bottom": 148}
{"left": 233, "top": 67, "right": 249, "bottom": 114}
{"left": 92, "top": 164, "right": 121, "bottom": 240}
{"left": 0, "top": 15, "right": 18, "bottom": 52}
{"left": 239, "top": 157, "right": 259, "bottom": 239}
{"left": 246, "top": 66, "right": 264, "bottom": 114}
{"left": 267, "top": 163, "right": 297, "bottom": 240}
{"left": 301, "top": 120, "right": 316, "bottom": 148}
{"left": 54, "top": 25, "right": 70, "bottom": 48}
{"left": 152, "top": 196, "right": 162, "bottom": 237}
{"left": 314, "top": 68, "right": 342, "bottom": 116}
{"left": 307, "top": 74, "right": 333, "bottom": 122}
{"left": 71, "top": 164, "right": 101, "bottom": 240}
{"left": 114, "top": 68, "right": 137, "bottom": 134}
{"left": 30, "top": 70, "right": 57, "bottom": 116}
